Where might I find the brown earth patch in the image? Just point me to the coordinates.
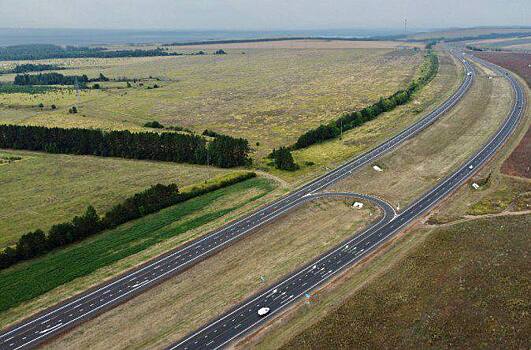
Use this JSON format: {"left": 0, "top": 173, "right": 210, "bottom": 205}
{"left": 475, "top": 51, "right": 531, "bottom": 86}
{"left": 501, "top": 126, "right": 530, "bottom": 178}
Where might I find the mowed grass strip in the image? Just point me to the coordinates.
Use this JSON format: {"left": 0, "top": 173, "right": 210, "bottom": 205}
{"left": 273, "top": 214, "right": 530, "bottom": 350}
{"left": 0, "top": 149, "right": 231, "bottom": 248}
{"left": 0, "top": 177, "right": 274, "bottom": 313}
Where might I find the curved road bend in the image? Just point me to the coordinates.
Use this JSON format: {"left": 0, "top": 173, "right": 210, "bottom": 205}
{"left": 0, "top": 51, "right": 473, "bottom": 350}
{"left": 169, "top": 52, "right": 527, "bottom": 350}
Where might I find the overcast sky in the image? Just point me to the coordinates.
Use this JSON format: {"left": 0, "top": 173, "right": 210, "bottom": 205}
{"left": 1, "top": 0, "right": 529, "bottom": 30}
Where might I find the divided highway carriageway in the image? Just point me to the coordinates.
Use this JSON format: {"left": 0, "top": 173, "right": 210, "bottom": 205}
{"left": 169, "top": 51, "right": 527, "bottom": 349}
{"left": 0, "top": 50, "right": 491, "bottom": 349}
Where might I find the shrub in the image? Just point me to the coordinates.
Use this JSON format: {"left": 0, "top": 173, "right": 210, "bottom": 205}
{"left": 144, "top": 120, "right": 164, "bottom": 129}
{"left": 270, "top": 147, "right": 299, "bottom": 171}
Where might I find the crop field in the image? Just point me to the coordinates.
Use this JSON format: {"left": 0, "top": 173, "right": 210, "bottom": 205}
{"left": 474, "top": 51, "right": 531, "bottom": 86}
{"left": 0, "top": 47, "right": 424, "bottom": 156}
{"left": 0, "top": 177, "right": 277, "bottom": 322}
{"left": 45, "top": 198, "right": 378, "bottom": 350}
{"left": 329, "top": 59, "right": 513, "bottom": 208}
{"left": 0, "top": 149, "right": 233, "bottom": 248}
{"left": 252, "top": 213, "right": 530, "bottom": 350}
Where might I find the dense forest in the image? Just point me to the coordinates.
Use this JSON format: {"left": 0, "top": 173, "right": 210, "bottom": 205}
{"left": 292, "top": 51, "right": 439, "bottom": 149}
{"left": 14, "top": 72, "right": 89, "bottom": 86}
{"left": 0, "top": 63, "right": 64, "bottom": 74}
{"left": 0, "top": 44, "right": 179, "bottom": 61}
{"left": 0, "top": 124, "right": 251, "bottom": 167}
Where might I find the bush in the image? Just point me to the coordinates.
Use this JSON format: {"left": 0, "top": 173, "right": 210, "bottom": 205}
{"left": 144, "top": 120, "right": 164, "bottom": 129}
{"left": 202, "top": 129, "right": 222, "bottom": 138}
{"left": 270, "top": 147, "right": 299, "bottom": 171}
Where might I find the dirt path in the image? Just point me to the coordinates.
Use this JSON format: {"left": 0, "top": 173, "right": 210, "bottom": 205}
{"left": 424, "top": 209, "right": 531, "bottom": 228}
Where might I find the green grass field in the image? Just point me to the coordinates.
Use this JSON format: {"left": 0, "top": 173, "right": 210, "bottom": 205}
{"left": 0, "top": 149, "right": 233, "bottom": 248}
{"left": 0, "top": 177, "right": 275, "bottom": 314}
{"left": 0, "top": 47, "right": 424, "bottom": 156}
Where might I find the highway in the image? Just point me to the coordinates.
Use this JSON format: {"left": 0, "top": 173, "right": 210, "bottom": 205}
{"left": 0, "top": 50, "right": 476, "bottom": 350}
{"left": 168, "top": 52, "right": 527, "bottom": 349}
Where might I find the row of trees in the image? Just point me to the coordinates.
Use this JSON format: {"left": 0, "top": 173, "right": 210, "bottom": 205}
{"left": 14, "top": 72, "right": 110, "bottom": 86}
{"left": 0, "top": 124, "right": 251, "bottom": 168}
{"left": 14, "top": 72, "right": 89, "bottom": 86}
{"left": 0, "top": 44, "right": 180, "bottom": 61}
{"left": 0, "top": 172, "right": 256, "bottom": 269}
{"left": 9, "top": 63, "right": 64, "bottom": 73}
{"left": 292, "top": 51, "right": 439, "bottom": 150}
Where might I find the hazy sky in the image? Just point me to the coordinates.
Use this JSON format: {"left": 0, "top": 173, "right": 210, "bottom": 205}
{"left": 1, "top": 0, "right": 529, "bottom": 30}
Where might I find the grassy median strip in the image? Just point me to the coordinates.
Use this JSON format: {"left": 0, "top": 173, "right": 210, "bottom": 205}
{"left": 45, "top": 199, "right": 377, "bottom": 349}
{"left": 0, "top": 177, "right": 274, "bottom": 313}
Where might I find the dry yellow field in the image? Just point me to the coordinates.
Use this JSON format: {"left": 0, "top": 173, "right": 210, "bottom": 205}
{"left": 0, "top": 47, "right": 424, "bottom": 156}
{"left": 172, "top": 39, "right": 423, "bottom": 50}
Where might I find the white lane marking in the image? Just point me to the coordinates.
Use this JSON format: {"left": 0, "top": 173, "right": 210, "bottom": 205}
{"left": 38, "top": 323, "right": 63, "bottom": 334}
{"left": 6, "top": 56, "right": 488, "bottom": 350}
{"left": 177, "top": 58, "right": 517, "bottom": 350}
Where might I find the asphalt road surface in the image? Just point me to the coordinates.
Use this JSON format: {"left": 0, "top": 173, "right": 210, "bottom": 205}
{"left": 168, "top": 51, "right": 526, "bottom": 350}
{"left": 0, "top": 50, "right": 477, "bottom": 350}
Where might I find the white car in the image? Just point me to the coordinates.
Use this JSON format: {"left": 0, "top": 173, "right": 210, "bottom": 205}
{"left": 257, "top": 307, "right": 270, "bottom": 316}
{"left": 469, "top": 165, "right": 474, "bottom": 169}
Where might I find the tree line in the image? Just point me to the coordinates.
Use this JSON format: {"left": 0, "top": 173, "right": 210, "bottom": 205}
{"left": 0, "top": 172, "right": 256, "bottom": 269}
{"left": 14, "top": 72, "right": 90, "bottom": 86}
{"left": 0, "top": 124, "right": 251, "bottom": 168}
{"left": 0, "top": 44, "right": 181, "bottom": 61}
{"left": 0, "top": 63, "right": 64, "bottom": 74}
{"left": 292, "top": 51, "right": 439, "bottom": 150}
{"left": 13, "top": 72, "right": 111, "bottom": 86}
